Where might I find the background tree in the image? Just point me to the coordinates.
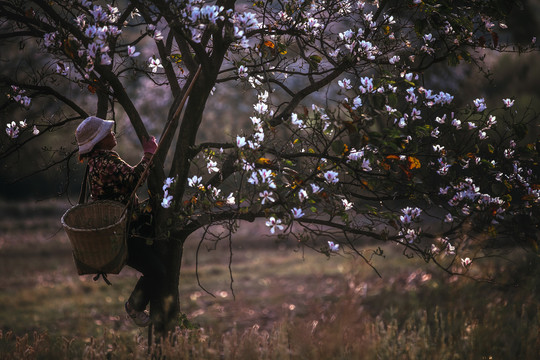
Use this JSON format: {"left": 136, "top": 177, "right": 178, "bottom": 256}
{"left": 0, "top": 0, "right": 538, "bottom": 335}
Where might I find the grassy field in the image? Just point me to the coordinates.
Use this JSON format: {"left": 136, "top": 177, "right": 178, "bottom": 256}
{"left": 0, "top": 200, "right": 539, "bottom": 359}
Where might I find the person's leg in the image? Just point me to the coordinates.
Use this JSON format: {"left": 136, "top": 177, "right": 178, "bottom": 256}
{"left": 126, "top": 238, "right": 166, "bottom": 311}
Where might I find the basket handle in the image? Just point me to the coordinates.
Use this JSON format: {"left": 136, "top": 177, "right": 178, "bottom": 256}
{"left": 78, "top": 165, "right": 90, "bottom": 205}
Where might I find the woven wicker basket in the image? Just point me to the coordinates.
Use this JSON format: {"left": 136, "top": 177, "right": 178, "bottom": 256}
{"left": 61, "top": 200, "right": 128, "bottom": 275}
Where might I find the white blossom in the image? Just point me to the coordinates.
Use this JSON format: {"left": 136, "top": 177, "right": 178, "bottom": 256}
{"left": 328, "top": 241, "right": 339, "bottom": 252}
{"left": 291, "top": 207, "right": 305, "bottom": 219}
{"left": 323, "top": 170, "right": 339, "bottom": 184}
{"left": 265, "top": 216, "right": 283, "bottom": 234}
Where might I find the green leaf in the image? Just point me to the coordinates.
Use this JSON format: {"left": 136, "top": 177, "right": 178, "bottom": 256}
{"left": 513, "top": 123, "right": 528, "bottom": 139}
{"left": 331, "top": 140, "right": 346, "bottom": 156}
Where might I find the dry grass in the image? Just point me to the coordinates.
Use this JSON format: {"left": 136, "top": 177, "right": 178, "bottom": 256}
{"left": 0, "top": 200, "right": 539, "bottom": 359}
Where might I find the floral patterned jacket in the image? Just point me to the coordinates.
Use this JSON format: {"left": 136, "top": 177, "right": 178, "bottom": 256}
{"left": 87, "top": 150, "right": 150, "bottom": 204}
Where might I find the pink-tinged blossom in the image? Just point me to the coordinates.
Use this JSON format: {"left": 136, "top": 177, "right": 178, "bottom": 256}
{"left": 258, "top": 169, "right": 273, "bottom": 183}
{"left": 259, "top": 190, "right": 275, "bottom": 205}
{"left": 405, "top": 87, "right": 418, "bottom": 103}
{"left": 100, "top": 53, "right": 112, "bottom": 65}
{"left": 435, "top": 115, "right": 446, "bottom": 124}
{"left": 431, "top": 127, "right": 440, "bottom": 138}
{"left": 291, "top": 207, "right": 305, "bottom": 219}
{"left": 310, "top": 183, "right": 322, "bottom": 194}
{"left": 253, "top": 102, "right": 268, "bottom": 114}
{"left": 347, "top": 148, "right": 364, "bottom": 162}
{"left": 400, "top": 207, "right": 422, "bottom": 224}
{"left": 423, "top": 33, "right": 434, "bottom": 42}
{"left": 85, "top": 25, "right": 97, "bottom": 39}
{"left": 226, "top": 193, "right": 235, "bottom": 205}
{"left": 187, "top": 175, "right": 202, "bottom": 188}
{"left": 360, "top": 77, "right": 374, "bottom": 93}
{"left": 503, "top": 99, "right": 514, "bottom": 109}
{"left": 351, "top": 96, "right": 362, "bottom": 110}
{"left": 323, "top": 170, "right": 339, "bottom": 184}
{"left": 473, "top": 98, "right": 487, "bottom": 112}
{"left": 87, "top": 42, "right": 99, "bottom": 58}
{"left": 5, "top": 121, "right": 19, "bottom": 139}
{"left": 338, "top": 78, "right": 352, "bottom": 90}
{"left": 163, "top": 177, "right": 175, "bottom": 191}
{"left": 411, "top": 108, "right": 422, "bottom": 120}
{"left": 478, "top": 130, "right": 488, "bottom": 140}
{"left": 461, "top": 257, "right": 472, "bottom": 267}
{"left": 362, "top": 158, "right": 372, "bottom": 171}
{"left": 339, "top": 29, "right": 355, "bottom": 42}
{"left": 248, "top": 171, "right": 259, "bottom": 185}
{"left": 439, "top": 186, "right": 450, "bottom": 195}
{"left": 161, "top": 190, "right": 173, "bottom": 208}
{"left": 389, "top": 55, "right": 400, "bottom": 64}
{"left": 247, "top": 140, "right": 260, "bottom": 150}
{"left": 90, "top": 5, "right": 108, "bottom": 23}
{"left": 437, "top": 237, "right": 455, "bottom": 255}
{"left": 237, "top": 65, "right": 248, "bottom": 78}
{"left": 250, "top": 116, "right": 261, "bottom": 125}
{"left": 265, "top": 216, "right": 284, "bottom": 234}
{"left": 444, "top": 213, "right": 453, "bottom": 223}
{"left": 127, "top": 46, "right": 140, "bottom": 57}
{"left": 487, "top": 115, "right": 497, "bottom": 127}
{"left": 32, "top": 125, "right": 39, "bottom": 135}
{"left": 468, "top": 122, "right": 477, "bottom": 129}
{"left": 451, "top": 118, "right": 461, "bottom": 129}
{"left": 236, "top": 136, "right": 246, "bottom": 148}
{"left": 148, "top": 56, "right": 163, "bottom": 72}
{"left": 107, "top": 5, "right": 120, "bottom": 22}
{"left": 328, "top": 241, "right": 339, "bottom": 252}
{"left": 207, "top": 159, "right": 219, "bottom": 173}
{"left": 75, "top": 14, "right": 86, "bottom": 29}
{"left": 56, "top": 63, "right": 69, "bottom": 75}
{"left": 437, "top": 159, "right": 451, "bottom": 175}
{"left": 396, "top": 116, "right": 407, "bottom": 128}
{"left": 298, "top": 189, "right": 308, "bottom": 202}
{"left": 43, "top": 32, "right": 58, "bottom": 47}
{"left": 399, "top": 228, "right": 420, "bottom": 243}
{"left": 342, "top": 199, "right": 353, "bottom": 210}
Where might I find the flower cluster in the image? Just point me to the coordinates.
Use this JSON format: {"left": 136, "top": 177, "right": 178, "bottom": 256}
{"left": 431, "top": 237, "right": 456, "bottom": 256}
{"left": 161, "top": 177, "right": 175, "bottom": 208}
{"left": 4, "top": 117, "right": 38, "bottom": 139}
{"left": 73, "top": 4, "right": 124, "bottom": 73}
{"left": 7, "top": 86, "right": 31, "bottom": 108}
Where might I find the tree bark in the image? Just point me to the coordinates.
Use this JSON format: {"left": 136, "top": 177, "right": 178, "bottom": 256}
{"left": 151, "top": 233, "right": 186, "bottom": 335}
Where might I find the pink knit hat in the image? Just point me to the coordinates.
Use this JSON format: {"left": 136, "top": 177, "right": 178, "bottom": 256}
{"left": 76, "top": 116, "right": 115, "bottom": 154}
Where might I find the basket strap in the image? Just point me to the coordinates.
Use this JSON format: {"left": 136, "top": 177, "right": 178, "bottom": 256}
{"left": 72, "top": 238, "right": 128, "bottom": 285}
{"left": 78, "top": 165, "right": 90, "bottom": 205}
{"left": 93, "top": 273, "right": 112, "bottom": 286}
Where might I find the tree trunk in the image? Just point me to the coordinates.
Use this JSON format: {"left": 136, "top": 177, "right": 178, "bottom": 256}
{"left": 150, "top": 228, "right": 187, "bottom": 336}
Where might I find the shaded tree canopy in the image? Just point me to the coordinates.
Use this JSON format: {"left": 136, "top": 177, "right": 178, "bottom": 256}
{"left": 1, "top": 0, "right": 539, "bottom": 333}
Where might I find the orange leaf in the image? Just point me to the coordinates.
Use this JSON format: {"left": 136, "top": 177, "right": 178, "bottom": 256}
{"left": 408, "top": 156, "right": 421, "bottom": 169}
{"left": 380, "top": 161, "right": 390, "bottom": 170}
{"left": 264, "top": 40, "right": 275, "bottom": 49}
{"left": 256, "top": 157, "right": 273, "bottom": 166}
